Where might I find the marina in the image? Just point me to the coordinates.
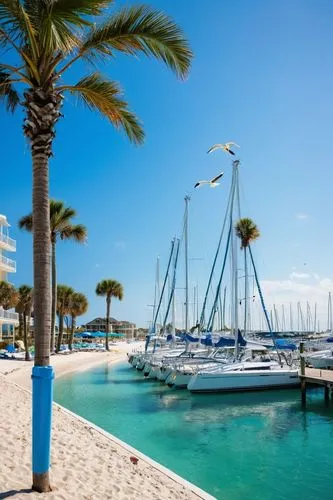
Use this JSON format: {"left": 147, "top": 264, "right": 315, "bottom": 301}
{"left": 54, "top": 360, "right": 333, "bottom": 500}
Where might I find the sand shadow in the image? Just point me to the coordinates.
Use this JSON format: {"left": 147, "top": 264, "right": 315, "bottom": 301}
{"left": 0, "top": 489, "right": 33, "bottom": 498}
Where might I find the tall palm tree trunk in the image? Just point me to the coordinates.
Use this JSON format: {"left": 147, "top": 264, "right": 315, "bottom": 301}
{"left": 56, "top": 313, "right": 64, "bottom": 352}
{"left": 69, "top": 314, "right": 76, "bottom": 351}
{"left": 18, "top": 313, "right": 23, "bottom": 339}
{"left": 23, "top": 313, "right": 31, "bottom": 361}
{"left": 244, "top": 247, "right": 249, "bottom": 334}
{"left": 32, "top": 149, "right": 51, "bottom": 364}
{"left": 31, "top": 147, "right": 52, "bottom": 493}
{"left": 51, "top": 240, "right": 57, "bottom": 352}
{"left": 25, "top": 87, "right": 61, "bottom": 493}
{"left": 106, "top": 297, "right": 111, "bottom": 351}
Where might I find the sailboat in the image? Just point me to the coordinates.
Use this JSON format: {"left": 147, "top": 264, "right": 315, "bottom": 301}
{"left": 187, "top": 159, "right": 300, "bottom": 393}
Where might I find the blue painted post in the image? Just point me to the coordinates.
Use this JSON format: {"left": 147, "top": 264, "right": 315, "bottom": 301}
{"left": 32, "top": 366, "right": 54, "bottom": 490}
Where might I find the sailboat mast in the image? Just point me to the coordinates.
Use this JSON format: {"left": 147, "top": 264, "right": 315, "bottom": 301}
{"left": 290, "top": 302, "right": 293, "bottom": 331}
{"left": 233, "top": 161, "right": 240, "bottom": 357}
{"left": 222, "top": 286, "right": 227, "bottom": 332}
{"left": 184, "top": 195, "right": 190, "bottom": 333}
{"left": 314, "top": 303, "right": 317, "bottom": 333}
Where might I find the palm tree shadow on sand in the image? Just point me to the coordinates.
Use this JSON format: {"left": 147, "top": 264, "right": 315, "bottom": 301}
{"left": 0, "top": 489, "right": 33, "bottom": 499}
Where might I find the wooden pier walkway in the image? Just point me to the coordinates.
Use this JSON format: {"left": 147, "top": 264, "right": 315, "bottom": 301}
{"left": 299, "top": 342, "right": 333, "bottom": 403}
{"left": 300, "top": 367, "right": 333, "bottom": 403}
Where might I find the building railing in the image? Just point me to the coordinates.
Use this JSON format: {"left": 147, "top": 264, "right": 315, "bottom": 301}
{"left": 0, "top": 232, "right": 16, "bottom": 250}
{"left": 0, "top": 308, "right": 19, "bottom": 321}
{"left": 0, "top": 254, "right": 16, "bottom": 271}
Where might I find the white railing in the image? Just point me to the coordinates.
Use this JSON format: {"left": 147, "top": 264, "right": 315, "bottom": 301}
{"left": 0, "top": 308, "right": 19, "bottom": 321}
{"left": 0, "top": 232, "right": 16, "bottom": 250}
{"left": 0, "top": 254, "right": 16, "bottom": 271}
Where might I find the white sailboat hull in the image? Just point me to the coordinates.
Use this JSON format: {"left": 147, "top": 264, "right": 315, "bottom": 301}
{"left": 157, "top": 366, "right": 173, "bottom": 381}
{"left": 188, "top": 368, "right": 299, "bottom": 393}
{"left": 165, "top": 370, "right": 192, "bottom": 388}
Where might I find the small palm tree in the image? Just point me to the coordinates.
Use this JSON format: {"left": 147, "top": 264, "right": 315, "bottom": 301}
{"left": 16, "top": 286, "right": 33, "bottom": 361}
{"left": 56, "top": 285, "right": 74, "bottom": 353}
{"left": 68, "top": 292, "right": 88, "bottom": 350}
{"left": 19, "top": 200, "right": 87, "bottom": 352}
{"left": 0, "top": 281, "right": 18, "bottom": 310}
{"left": 235, "top": 218, "right": 260, "bottom": 334}
{"left": 96, "top": 280, "right": 124, "bottom": 351}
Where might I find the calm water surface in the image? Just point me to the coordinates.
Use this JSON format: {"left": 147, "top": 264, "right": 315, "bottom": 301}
{"left": 54, "top": 362, "right": 333, "bottom": 500}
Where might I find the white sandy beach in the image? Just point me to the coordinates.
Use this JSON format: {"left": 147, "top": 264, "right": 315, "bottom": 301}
{"left": 0, "top": 344, "right": 211, "bottom": 500}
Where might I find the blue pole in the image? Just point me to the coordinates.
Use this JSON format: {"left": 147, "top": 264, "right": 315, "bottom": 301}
{"left": 32, "top": 366, "right": 54, "bottom": 485}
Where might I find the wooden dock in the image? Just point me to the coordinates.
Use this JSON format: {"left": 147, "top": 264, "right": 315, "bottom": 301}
{"left": 299, "top": 342, "right": 333, "bottom": 403}
{"left": 300, "top": 367, "right": 333, "bottom": 403}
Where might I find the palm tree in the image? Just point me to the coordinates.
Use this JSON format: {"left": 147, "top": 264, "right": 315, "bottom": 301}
{"left": 19, "top": 200, "right": 87, "bottom": 352}
{"left": 235, "top": 218, "right": 260, "bottom": 335}
{"left": 68, "top": 292, "right": 88, "bottom": 350}
{"left": 56, "top": 285, "right": 74, "bottom": 353}
{"left": 0, "top": 281, "right": 18, "bottom": 341}
{"left": 0, "top": 281, "right": 18, "bottom": 310}
{"left": 96, "top": 280, "right": 124, "bottom": 351}
{"left": 16, "top": 285, "right": 33, "bottom": 361}
{"left": 0, "top": 1, "right": 191, "bottom": 491}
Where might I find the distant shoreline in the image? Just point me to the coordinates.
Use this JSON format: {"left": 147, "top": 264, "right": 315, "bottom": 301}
{"left": 0, "top": 341, "right": 144, "bottom": 390}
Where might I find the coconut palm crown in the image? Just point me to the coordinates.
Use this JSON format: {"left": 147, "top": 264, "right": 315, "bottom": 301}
{"left": 96, "top": 279, "right": 123, "bottom": 351}
{"left": 19, "top": 199, "right": 87, "bottom": 352}
{"left": 235, "top": 218, "right": 260, "bottom": 249}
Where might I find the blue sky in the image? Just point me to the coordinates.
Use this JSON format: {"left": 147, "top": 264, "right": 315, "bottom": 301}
{"left": 1, "top": 0, "right": 333, "bottom": 329}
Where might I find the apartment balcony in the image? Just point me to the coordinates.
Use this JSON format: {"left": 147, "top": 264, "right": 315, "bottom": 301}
{"left": 0, "top": 308, "right": 19, "bottom": 325}
{"left": 0, "top": 254, "right": 16, "bottom": 273}
{"left": 0, "top": 232, "right": 16, "bottom": 252}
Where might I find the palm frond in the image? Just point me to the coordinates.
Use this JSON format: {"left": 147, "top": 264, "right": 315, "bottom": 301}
{"left": 96, "top": 279, "right": 124, "bottom": 300}
{"left": 24, "top": 0, "right": 111, "bottom": 55}
{"left": 81, "top": 5, "right": 192, "bottom": 79}
{"left": 0, "top": 0, "right": 26, "bottom": 42}
{"left": 60, "top": 223, "right": 87, "bottom": 242}
{"left": 62, "top": 72, "right": 144, "bottom": 144}
{"left": 69, "top": 291, "right": 88, "bottom": 316}
{"left": 18, "top": 212, "right": 33, "bottom": 231}
{"left": 235, "top": 218, "right": 260, "bottom": 249}
{"left": 0, "top": 70, "right": 19, "bottom": 111}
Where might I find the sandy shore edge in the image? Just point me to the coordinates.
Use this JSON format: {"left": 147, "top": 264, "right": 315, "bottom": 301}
{"left": 0, "top": 344, "right": 215, "bottom": 500}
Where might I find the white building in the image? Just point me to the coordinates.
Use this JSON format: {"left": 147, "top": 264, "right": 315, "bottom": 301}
{"left": 0, "top": 214, "right": 19, "bottom": 339}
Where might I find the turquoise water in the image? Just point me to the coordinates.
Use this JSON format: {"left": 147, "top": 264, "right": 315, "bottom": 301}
{"left": 54, "top": 362, "right": 333, "bottom": 500}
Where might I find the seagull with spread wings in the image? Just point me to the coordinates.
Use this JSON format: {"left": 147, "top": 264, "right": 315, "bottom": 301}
{"left": 194, "top": 172, "right": 224, "bottom": 189}
{"left": 207, "top": 142, "right": 240, "bottom": 156}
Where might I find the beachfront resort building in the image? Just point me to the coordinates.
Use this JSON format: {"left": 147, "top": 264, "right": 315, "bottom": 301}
{"left": 82, "top": 317, "right": 136, "bottom": 339}
{"left": 0, "top": 215, "right": 19, "bottom": 340}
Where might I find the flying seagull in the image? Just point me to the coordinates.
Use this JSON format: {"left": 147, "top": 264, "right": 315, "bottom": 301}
{"left": 194, "top": 172, "right": 224, "bottom": 189}
{"left": 207, "top": 142, "right": 240, "bottom": 156}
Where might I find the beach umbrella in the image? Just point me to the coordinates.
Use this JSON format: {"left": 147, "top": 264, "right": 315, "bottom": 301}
{"left": 75, "top": 332, "right": 93, "bottom": 339}
{"left": 90, "top": 331, "right": 105, "bottom": 338}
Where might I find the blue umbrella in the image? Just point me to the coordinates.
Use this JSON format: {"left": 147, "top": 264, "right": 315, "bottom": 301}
{"left": 75, "top": 332, "right": 93, "bottom": 339}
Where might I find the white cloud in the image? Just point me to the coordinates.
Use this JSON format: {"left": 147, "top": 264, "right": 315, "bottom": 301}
{"left": 296, "top": 213, "right": 308, "bottom": 220}
{"left": 289, "top": 272, "right": 310, "bottom": 280}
